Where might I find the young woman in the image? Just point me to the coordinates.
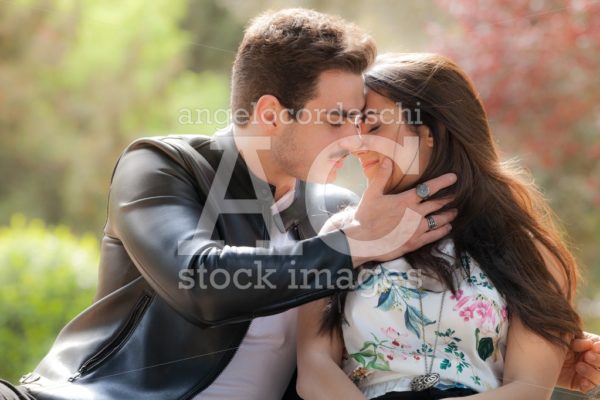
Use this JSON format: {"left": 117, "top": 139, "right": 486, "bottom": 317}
{"left": 296, "top": 53, "right": 583, "bottom": 400}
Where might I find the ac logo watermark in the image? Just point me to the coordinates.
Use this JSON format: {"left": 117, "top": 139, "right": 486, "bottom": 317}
{"left": 177, "top": 133, "right": 423, "bottom": 258}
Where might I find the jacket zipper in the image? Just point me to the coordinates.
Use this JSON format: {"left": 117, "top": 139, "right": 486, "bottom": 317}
{"left": 68, "top": 294, "right": 152, "bottom": 382}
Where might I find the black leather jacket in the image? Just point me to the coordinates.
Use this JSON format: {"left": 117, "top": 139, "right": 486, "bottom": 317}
{"left": 21, "top": 128, "right": 358, "bottom": 399}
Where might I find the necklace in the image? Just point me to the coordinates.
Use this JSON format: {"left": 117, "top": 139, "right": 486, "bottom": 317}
{"left": 409, "top": 290, "right": 446, "bottom": 392}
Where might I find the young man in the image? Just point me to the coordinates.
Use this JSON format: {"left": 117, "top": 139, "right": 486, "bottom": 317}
{"left": 1, "top": 8, "right": 599, "bottom": 400}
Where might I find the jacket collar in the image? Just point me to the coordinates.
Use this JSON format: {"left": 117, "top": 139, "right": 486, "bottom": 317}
{"left": 211, "top": 126, "right": 278, "bottom": 202}
{"left": 201, "top": 126, "right": 309, "bottom": 234}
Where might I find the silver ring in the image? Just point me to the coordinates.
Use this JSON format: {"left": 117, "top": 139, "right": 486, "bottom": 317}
{"left": 416, "top": 183, "right": 431, "bottom": 201}
{"left": 426, "top": 215, "right": 438, "bottom": 231}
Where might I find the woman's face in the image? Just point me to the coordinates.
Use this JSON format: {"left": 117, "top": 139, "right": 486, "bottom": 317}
{"left": 355, "top": 89, "right": 434, "bottom": 194}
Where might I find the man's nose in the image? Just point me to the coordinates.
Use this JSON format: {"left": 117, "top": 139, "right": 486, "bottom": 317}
{"left": 338, "top": 119, "right": 363, "bottom": 151}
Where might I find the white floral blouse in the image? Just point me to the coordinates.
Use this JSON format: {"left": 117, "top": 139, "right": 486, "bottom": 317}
{"left": 341, "top": 239, "right": 509, "bottom": 399}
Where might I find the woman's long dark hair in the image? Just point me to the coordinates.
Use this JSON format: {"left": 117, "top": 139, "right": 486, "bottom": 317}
{"left": 322, "top": 53, "right": 582, "bottom": 347}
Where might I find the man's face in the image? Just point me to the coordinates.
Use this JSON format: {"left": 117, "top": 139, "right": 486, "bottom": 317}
{"left": 271, "top": 70, "right": 365, "bottom": 183}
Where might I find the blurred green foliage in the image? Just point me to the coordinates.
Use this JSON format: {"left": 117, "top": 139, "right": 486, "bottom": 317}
{"left": 0, "top": 0, "right": 234, "bottom": 234}
{"left": 0, "top": 214, "right": 99, "bottom": 383}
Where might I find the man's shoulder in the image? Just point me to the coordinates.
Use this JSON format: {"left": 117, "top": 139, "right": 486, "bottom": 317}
{"left": 109, "top": 133, "right": 223, "bottom": 192}
{"left": 122, "top": 125, "right": 231, "bottom": 154}
{"left": 122, "top": 134, "right": 213, "bottom": 156}
{"left": 118, "top": 128, "right": 235, "bottom": 170}
{"left": 120, "top": 126, "right": 238, "bottom": 170}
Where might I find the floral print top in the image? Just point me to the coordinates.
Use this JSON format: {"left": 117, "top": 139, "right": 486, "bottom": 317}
{"left": 341, "top": 239, "right": 509, "bottom": 399}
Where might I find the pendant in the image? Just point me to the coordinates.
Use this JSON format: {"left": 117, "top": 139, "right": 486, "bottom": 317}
{"left": 410, "top": 372, "right": 440, "bottom": 392}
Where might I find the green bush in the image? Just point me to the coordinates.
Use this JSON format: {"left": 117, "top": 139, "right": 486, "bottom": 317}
{"left": 0, "top": 215, "right": 99, "bottom": 383}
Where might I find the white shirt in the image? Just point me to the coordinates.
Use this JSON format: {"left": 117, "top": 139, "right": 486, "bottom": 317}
{"left": 195, "top": 188, "right": 298, "bottom": 400}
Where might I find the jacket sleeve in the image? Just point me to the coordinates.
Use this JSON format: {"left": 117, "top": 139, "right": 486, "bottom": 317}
{"left": 108, "top": 143, "right": 356, "bottom": 328}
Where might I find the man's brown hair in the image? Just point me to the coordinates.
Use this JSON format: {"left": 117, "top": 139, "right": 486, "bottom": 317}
{"left": 231, "top": 8, "right": 376, "bottom": 126}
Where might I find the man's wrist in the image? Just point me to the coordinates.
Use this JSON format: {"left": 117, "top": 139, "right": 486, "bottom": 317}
{"left": 342, "top": 224, "right": 409, "bottom": 268}
{"left": 342, "top": 225, "right": 382, "bottom": 268}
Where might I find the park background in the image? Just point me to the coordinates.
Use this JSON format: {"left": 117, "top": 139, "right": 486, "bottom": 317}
{"left": 0, "top": 0, "right": 598, "bottom": 398}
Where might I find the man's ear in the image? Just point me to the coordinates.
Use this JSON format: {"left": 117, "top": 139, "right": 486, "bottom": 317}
{"left": 253, "top": 95, "right": 285, "bottom": 132}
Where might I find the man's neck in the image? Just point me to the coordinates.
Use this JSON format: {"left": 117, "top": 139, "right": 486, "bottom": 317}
{"left": 232, "top": 126, "right": 296, "bottom": 202}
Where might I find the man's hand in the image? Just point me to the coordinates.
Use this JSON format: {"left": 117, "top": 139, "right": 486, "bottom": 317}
{"left": 557, "top": 332, "right": 600, "bottom": 393}
{"left": 342, "top": 157, "right": 458, "bottom": 267}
